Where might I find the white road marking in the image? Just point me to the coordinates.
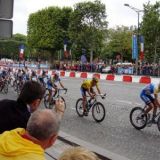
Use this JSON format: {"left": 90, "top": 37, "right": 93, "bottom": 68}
{"left": 116, "top": 99, "right": 142, "bottom": 106}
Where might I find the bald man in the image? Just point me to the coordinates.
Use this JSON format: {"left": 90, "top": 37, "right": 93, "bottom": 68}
{"left": 0, "top": 99, "right": 65, "bottom": 160}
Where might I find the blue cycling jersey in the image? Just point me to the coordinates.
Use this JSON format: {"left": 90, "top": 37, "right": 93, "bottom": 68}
{"left": 141, "top": 83, "right": 160, "bottom": 95}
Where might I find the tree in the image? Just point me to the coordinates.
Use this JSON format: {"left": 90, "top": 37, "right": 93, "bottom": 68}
{"left": 0, "top": 34, "right": 27, "bottom": 59}
{"left": 141, "top": 2, "right": 160, "bottom": 63}
{"left": 27, "top": 7, "right": 72, "bottom": 61}
{"left": 103, "top": 26, "right": 134, "bottom": 63}
{"left": 69, "top": 0, "right": 108, "bottom": 61}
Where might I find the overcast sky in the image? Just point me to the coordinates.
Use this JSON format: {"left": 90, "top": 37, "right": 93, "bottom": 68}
{"left": 13, "top": 0, "right": 158, "bottom": 35}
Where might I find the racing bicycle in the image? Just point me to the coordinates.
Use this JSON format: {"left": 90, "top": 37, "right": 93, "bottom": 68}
{"left": 130, "top": 105, "right": 160, "bottom": 131}
{"left": 75, "top": 93, "right": 106, "bottom": 123}
{"left": 44, "top": 88, "right": 67, "bottom": 109}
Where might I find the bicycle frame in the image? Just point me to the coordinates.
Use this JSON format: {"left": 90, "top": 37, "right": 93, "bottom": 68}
{"left": 142, "top": 105, "right": 160, "bottom": 117}
{"left": 86, "top": 94, "right": 106, "bottom": 111}
{"left": 52, "top": 88, "right": 67, "bottom": 100}
{"left": 86, "top": 98, "right": 96, "bottom": 111}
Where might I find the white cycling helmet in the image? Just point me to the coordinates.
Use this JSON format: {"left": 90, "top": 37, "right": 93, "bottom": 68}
{"left": 54, "top": 71, "right": 59, "bottom": 76}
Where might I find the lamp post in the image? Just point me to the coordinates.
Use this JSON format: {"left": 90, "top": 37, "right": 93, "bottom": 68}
{"left": 124, "top": 4, "right": 143, "bottom": 75}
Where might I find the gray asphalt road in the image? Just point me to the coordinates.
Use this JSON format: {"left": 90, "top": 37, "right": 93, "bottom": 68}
{"left": 0, "top": 78, "right": 160, "bottom": 160}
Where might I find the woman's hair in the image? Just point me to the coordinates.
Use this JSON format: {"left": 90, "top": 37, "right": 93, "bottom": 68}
{"left": 59, "top": 147, "right": 100, "bottom": 160}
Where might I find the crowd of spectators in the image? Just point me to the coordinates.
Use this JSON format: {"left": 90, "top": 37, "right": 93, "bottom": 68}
{"left": 0, "top": 59, "right": 160, "bottom": 76}
{"left": 53, "top": 62, "right": 160, "bottom": 77}
{"left": 139, "top": 63, "right": 160, "bottom": 76}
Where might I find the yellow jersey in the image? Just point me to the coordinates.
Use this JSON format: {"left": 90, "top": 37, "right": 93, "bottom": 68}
{"left": 81, "top": 79, "right": 98, "bottom": 90}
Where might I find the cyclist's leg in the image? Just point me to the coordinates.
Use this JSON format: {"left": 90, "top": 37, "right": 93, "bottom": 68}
{"left": 47, "top": 85, "right": 52, "bottom": 103}
{"left": 80, "top": 87, "right": 87, "bottom": 113}
{"left": 53, "top": 84, "right": 58, "bottom": 97}
{"left": 140, "top": 94, "right": 153, "bottom": 115}
{"left": 152, "top": 99, "right": 158, "bottom": 119}
{"left": 145, "top": 95, "right": 157, "bottom": 120}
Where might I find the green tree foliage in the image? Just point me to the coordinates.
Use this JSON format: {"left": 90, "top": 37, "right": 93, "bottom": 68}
{"left": 27, "top": 7, "right": 72, "bottom": 58}
{"left": 12, "top": 33, "right": 26, "bottom": 42}
{"left": 0, "top": 34, "right": 27, "bottom": 59}
{"left": 69, "top": 0, "right": 108, "bottom": 61}
{"left": 103, "top": 26, "right": 134, "bottom": 62}
{"left": 141, "top": 2, "right": 160, "bottom": 63}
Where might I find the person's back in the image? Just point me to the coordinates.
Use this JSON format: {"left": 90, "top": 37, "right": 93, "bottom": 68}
{"left": 141, "top": 83, "right": 160, "bottom": 95}
{"left": 140, "top": 83, "right": 153, "bottom": 97}
{"left": 0, "top": 128, "right": 44, "bottom": 160}
{"left": 0, "top": 99, "right": 30, "bottom": 134}
{"left": 0, "top": 109, "right": 61, "bottom": 160}
{"left": 0, "top": 81, "right": 45, "bottom": 134}
{"left": 81, "top": 79, "right": 92, "bottom": 89}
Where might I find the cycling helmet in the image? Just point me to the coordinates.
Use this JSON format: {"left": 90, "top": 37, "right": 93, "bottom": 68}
{"left": 54, "top": 71, "right": 59, "bottom": 77}
{"left": 92, "top": 77, "right": 99, "bottom": 83}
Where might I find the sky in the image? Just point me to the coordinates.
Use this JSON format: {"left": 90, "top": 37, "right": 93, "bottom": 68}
{"left": 13, "top": 0, "right": 158, "bottom": 35}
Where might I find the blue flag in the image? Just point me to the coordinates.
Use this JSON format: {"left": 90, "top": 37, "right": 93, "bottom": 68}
{"left": 132, "top": 35, "right": 138, "bottom": 60}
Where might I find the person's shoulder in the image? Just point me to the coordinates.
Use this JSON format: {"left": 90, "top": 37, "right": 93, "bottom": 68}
{"left": 82, "top": 79, "right": 89, "bottom": 84}
{"left": 0, "top": 99, "right": 16, "bottom": 104}
{"left": 0, "top": 99, "right": 17, "bottom": 109}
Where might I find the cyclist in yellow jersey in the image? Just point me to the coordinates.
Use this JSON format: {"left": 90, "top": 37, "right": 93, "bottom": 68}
{"left": 80, "top": 77, "right": 101, "bottom": 116}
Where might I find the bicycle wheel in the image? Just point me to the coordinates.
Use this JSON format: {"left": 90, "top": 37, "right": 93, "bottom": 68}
{"left": 44, "top": 94, "right": 52, "bottom": 109}
{"left": 75, "top": 98, "right": 84, "bottom": 117}
{"left": 92, "top": 102, "right": 105, "bottom": 123}
{"left": 130, "top": 107, "right": 147, "bottom": 130}
{"left": 157, "top": 116, "right": 160, "bottom": 132}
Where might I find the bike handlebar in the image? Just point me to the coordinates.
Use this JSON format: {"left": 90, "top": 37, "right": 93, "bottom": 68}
{"left": 86, "top": 93, "right": 106, "bottom": 99}
{"left": 58, "top": 88, "right": 68, "bottom": 94}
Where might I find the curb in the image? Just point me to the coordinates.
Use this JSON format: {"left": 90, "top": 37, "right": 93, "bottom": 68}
{"left": 57, "top": 131, "right": 132, "bottom": 160}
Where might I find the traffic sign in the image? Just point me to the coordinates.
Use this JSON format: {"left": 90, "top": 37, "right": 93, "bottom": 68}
{"left": 0, "top": 19, "right": 13, "bottom": 38}
{"left": 0, "top": 0, "right": 14, "bottom": 19}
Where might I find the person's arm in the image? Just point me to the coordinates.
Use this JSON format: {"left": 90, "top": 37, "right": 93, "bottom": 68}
{"left": 87, "top": 88, "right": 94, "bottom": 98}
{"left": 54, "top": 98, "right": 65, "bottom": 120}
{"left": 96, "top": 84, "right": 101, "bottom": 95}
{"left": 59, "top": 81, "right": 65, "bottom": 89}
{"left": 154, "top": 93, "right": 160, "bottom": 106}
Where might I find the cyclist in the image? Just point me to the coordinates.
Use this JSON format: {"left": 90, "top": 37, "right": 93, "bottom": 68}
{"left": 30, "top": 70, "right": 37, "bottom": 81}
{"left": 80, "top": 77, "right": 101, "bottom": 116}
{"left": 47, "top": 72, "right": 65, "bottom": 104}
{"left": 140, "top": 82, "right": 160, "bottom": 123}
{"left": 38, "top": 70, "right": 47, "bottom": 87}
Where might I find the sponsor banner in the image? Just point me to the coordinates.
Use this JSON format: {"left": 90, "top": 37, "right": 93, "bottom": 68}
{"left": 132, "top": 35, "right": 138, "bottom": 60}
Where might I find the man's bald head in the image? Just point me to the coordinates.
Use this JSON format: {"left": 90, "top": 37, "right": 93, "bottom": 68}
{"left": 26, "top": 109, "right": 60, "bottom": 140}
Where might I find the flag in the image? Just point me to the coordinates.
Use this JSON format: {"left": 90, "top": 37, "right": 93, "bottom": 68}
{"left": 64, "top": 38, "right": 69, "bottom": 58}
{"left": 140, "top": 35, "right": 144, "bottom": 61}
{"left": 132, "top": 35, "right": 138, "bottom": 60}
{"left": 19, "top": 44, "right": 25, "bottom": 60}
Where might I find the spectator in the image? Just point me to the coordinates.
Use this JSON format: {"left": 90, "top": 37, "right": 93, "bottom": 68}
{"left": 0, "top": 108, "right": 61, "bottom": 160}
{"left": 0, "top": 81, "right": 45, "bottom": 134}
{"left": 59, "top": 147, "right": 100, "bottom": 160}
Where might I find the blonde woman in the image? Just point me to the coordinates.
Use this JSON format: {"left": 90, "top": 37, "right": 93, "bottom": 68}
{"left": 59, "top": 147, "right": 100, "bottom": 160}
